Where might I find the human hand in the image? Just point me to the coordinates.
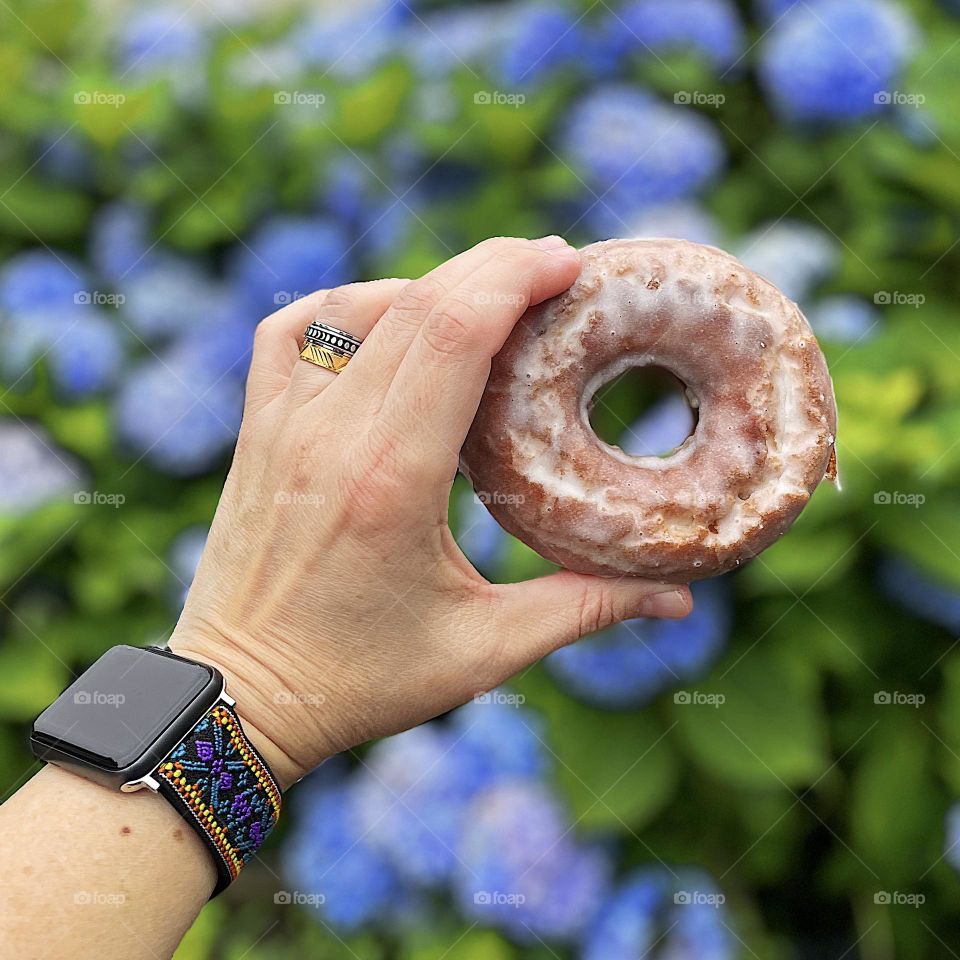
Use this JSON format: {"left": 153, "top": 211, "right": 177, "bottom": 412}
{"left": 169, "top": 236, "right": 692, "bottom": 788}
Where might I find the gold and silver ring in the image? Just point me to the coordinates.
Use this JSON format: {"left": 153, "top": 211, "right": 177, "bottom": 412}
{"left": 299, "top": 321, "right": 363, "bottom": 373}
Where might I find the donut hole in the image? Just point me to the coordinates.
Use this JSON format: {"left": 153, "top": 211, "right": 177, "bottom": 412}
{"left": 587, "top": 365, "right": 698, "bottom": 458}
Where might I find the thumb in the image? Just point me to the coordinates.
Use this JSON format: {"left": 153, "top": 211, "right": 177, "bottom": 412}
{"left": 489, "top": 571, "right": 693, "bottom": 675}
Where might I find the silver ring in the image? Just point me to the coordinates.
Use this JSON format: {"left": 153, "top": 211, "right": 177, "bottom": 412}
{"left": 303, "top": 321, "right": 362, "bottom": 357}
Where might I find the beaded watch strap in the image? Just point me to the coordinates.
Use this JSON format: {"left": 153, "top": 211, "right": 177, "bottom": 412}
{"left": 156, "top": 702, "right": 282, "bottom": 895}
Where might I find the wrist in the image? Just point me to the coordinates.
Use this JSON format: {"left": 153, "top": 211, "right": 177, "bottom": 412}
{"left": 167, "top": 625, "right": 325, "bottom": 791}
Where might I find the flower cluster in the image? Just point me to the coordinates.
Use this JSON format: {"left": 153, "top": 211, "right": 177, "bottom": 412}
{"left": 0, "top": 0, "right": 921, "bottom": 493}
{"left": 283, "top": 695, "right": 733, "bottom": 954}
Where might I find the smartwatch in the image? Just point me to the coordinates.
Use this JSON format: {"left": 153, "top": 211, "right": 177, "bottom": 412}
{"left": 30, "top": 644, "right": 281, "bottom": 895}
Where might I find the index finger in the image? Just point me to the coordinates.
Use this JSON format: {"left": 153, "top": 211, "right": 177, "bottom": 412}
{"left": 382, "top": 237, "right": 581, "bottom": 464}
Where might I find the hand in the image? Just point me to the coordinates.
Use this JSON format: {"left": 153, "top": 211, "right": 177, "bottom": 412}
{"left": 169, "top": 236, "right": 692, "bottom": 788}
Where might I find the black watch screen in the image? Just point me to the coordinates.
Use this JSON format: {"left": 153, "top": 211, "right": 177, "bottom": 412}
{"left": 31, "top": 645, "right": 222, "bottom": 788}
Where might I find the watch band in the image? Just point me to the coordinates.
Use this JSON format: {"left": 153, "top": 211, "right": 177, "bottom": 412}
{"left": 155, "top": 702, "right": 282, "bottom": 895}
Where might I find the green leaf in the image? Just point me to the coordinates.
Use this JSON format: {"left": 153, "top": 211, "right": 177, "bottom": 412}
{"left": 0, "top": 178, "right": 91, "bottom": 240}
{"left": 739, "top": 523, "right": 857, "bottom": 595}
{"left": 849, "top": 719, "right": 942, "bottom": 882}
{"left": 0, "top": 641, "right": 69, "bottom": 720}
{"left": 873, "top": 498, "right": 960, "bottom": 587}
{"left": 515, "top": 671, "right": 678, "bottom": 831}
{"left": 0, "top": 502, "right": 79, "bottom": 593}
{"left": 672, "top": 643, "right": 829, "bottom": 789}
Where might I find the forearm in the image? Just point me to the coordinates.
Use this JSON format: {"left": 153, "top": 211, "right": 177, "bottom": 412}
{"left": 0, "top": 655, "right": 292, "bottom": 960}
{"left": 0, "top": 764, "right": 213, "bottom": 959}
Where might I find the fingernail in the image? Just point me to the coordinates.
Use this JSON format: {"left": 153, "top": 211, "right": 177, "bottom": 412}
{"left": 532, "top": 235, "right": 570, "bottom": 250}
{"left": 640, "top": 589, "right": 691, "bottom": 619}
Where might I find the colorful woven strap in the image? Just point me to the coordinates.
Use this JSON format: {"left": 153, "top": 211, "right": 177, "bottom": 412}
{"left": 156, "top": 703, "right": 281, "bottom": 895}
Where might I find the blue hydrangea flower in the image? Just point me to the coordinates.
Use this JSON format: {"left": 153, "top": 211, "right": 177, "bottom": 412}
{"left": 754, "top": 0, "right": 802, "bottom": 20}
{"left": 355, "top": 698, "right": 546, "bottom": 887}
{"left": 496, "top": 3, "right": 584, "bottom": 87}
{"left": 88, "top": 203, "right": 155, "bottom": 282}
{"left": 320, "top": 155, "right": 420, "bottom": 262}
{"left": 403, "top": 7, "right": 498, "bottom": 78}
{"left": 0, "top": 250, "right": 84, "bottom": 314}
{"left": 227, "top": 216, "right": 354, "bottom": 316}
{"left": 879, "top": 556, "right": 960, "bottom": 634}
{"left": 618, "top": 392, "right": 698, "bottom": 458}
{"left": 734, "top": 220, "right": 838, "bottom": 304}
{"left": 607, "top": 0, "right": 745, "bottom": 70}
{"left": 625, "top": 201, "right": 721, "bottom": 247}
{"left": 450, "top": 695, "right": 548, "bottom": 786}
{"left": 35, "top": 130, "right": 94, "bottom": 187}
{"left": 115, "top": 4, "right": 207, "bottom": 77}
{"left": 546, "top": 579, "right": 730, "bottom": 709}
{"left": 759, "top": 0, "right": 919, "bottom": 123}
{"left": 282, "top": 777, "right": 405, "bottom": 932}
{"left": 117, "top": 255, "right": 239, "bottom": 343}
{"left": 168, "top": 315, "right": 255, "bottom": 384}
{"left": 354, "top": 724, "right": 487, "bottom": 886}
{"left": 114, "top": 348, "right": 243, "bottom": 475}
{"left": 454, "top": 485, "right": 512, "bottom": 576}
{"left": 586, "top": 193, "right": 723, "bottom": 242}
{"left": 582, "top": 867, "right": 734, "bottom": 960}
{"left": 294, "top": 0, "right": 409, "bottom": 80}
{"left": 0, "top": 420, "right": 83, "bottom": 513}
{"left": 807, "top": 295, "right": 880, "bottom": 343}
{"left": 561, "top": 87, "right": 724, "bottom": 218}
{"left": 1, "top": 309, "right": 124, "bottom": 398}
{"left": 454, "top": 781, "right": 611, "bottom": 942}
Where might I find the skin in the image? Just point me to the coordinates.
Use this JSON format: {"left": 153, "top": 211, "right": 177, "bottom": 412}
{"left": 0, "top": 237, "right": 692, "bottom": 959}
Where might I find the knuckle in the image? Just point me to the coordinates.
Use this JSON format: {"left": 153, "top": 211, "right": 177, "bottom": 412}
{"left": 421, "top": 299, "right": 484, "bottom": 357}
{"left": 390, "top": 277, "right": 447, "bottom": 322}
{"left": 341, "top": 422, "right": 411, "bottom": 521}
{"left": 575, "top": 588, "right": 621, "bottom": 638}
{"left": 492, "top": 243, "right": 543, "bottom": 273}
{"left": 319, "top": 284, "right": 361, "bottom": 319}
{"left": 252, "top": 315, "right": 281, "bottom": 349}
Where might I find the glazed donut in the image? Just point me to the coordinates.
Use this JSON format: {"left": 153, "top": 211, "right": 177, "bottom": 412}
{"left": 460, "top": 238, "right": 838, "bottom": 581}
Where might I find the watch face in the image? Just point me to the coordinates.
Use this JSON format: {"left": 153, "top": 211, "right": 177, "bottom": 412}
{"left": 32, "top": 645, "right": 218, "bottom": 772}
